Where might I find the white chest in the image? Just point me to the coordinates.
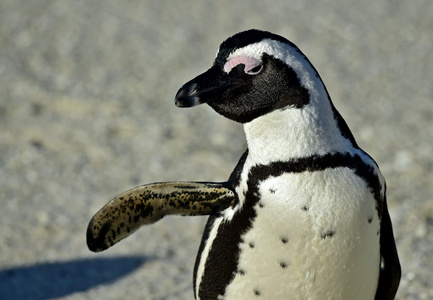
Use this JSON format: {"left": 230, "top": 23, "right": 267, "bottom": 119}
{"left": 221, "top": 167, "right": 380, "bottom": 300}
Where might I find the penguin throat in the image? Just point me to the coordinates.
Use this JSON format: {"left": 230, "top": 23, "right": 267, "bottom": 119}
{"left": 243, "top": 104, "right": 355, "bottom": 165}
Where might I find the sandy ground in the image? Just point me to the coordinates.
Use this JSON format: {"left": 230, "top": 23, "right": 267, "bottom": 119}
{"left": 0, "top": 1, "right": 432, "bottom": 299}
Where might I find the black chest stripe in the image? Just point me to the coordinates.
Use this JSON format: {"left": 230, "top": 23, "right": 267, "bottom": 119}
{"left": 249, "top": 152, "right": 383, "bottom": 215}
{"left": 197, "top": 151, "right": 383, "bottom": 299}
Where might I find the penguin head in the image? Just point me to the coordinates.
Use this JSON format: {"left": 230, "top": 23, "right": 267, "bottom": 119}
{"left": 174, "top": 29, "right": 321, "bottom": 123}
{"left": 175, "top": 29, "right": 358, "bottom": 149}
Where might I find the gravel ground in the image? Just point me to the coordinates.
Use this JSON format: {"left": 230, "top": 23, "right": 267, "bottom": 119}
{"left": 0, "top": 1, "right": 432, "bottom": 299}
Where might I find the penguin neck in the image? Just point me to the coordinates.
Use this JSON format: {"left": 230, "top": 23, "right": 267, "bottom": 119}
{"left": 243, "top": 95, "right": 356, "bottom": 166}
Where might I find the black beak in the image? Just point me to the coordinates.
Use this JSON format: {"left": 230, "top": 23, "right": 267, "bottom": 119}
{"left": 174, "top": 65, "right": 243, "bottom": 107}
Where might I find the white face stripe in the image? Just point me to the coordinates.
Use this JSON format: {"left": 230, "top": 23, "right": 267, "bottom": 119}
{"left": 227, "top": 39, "right": 321, "bottom": 100}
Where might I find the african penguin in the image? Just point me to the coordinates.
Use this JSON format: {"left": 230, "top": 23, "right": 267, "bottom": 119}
{"left": 87, "top": 29, "right": 400, "bottom": 300}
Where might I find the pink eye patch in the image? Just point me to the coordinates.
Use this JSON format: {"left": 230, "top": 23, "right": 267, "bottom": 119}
{"left": 223, "top": 55, "right": 263, "bottom": 75}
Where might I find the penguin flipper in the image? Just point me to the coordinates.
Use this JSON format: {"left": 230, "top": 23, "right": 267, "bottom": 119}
{"left": 87, "top": 181, "right": 234, "bottom": 252}
{"left": 375, "top": 196, "right": 401, "bottom": 300}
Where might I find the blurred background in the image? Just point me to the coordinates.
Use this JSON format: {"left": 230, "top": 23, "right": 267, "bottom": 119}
{"left": 0, "top": 1, "right": 432, "bottom": 299}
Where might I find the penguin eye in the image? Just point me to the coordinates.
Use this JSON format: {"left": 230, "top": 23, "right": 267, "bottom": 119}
{"left": 245, "top": 64, "right": 263, "bottom": 75}
{"left": 224, "top": 56, "right": 263, "bottom": 76}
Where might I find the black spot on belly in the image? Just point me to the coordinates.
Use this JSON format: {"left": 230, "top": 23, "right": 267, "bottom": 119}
{"left": 301, "top": 205, "right": 309, "bottom": 211}
{"left": 321, "top": 230, "right": 335, "bottom": 239}
{"left": 269, "top": 188, "right": 276, "bottom": 194}
{"left": 279, "top": 261, "right": 288, "bottom": 269}
{"left": 368, "top": 217, "right": 373, "bottom": 223}
{"left": 249, "top": 242, "right": 255, "bottom": 248}
{"left": 280, "top": 237, "right": 288, "bottom": 244}
{"left": 238, "top": 269, "right": 246, "bottom": 275}
{"left": 253, "top": 289, "right": 261, "bottom": 296}
{"left": 258, "top": 202, "right": 264, "bottom": 208}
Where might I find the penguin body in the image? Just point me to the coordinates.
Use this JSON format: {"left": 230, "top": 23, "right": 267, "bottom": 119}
{"left": 87, "top": 29, "right": 400, "bottom": 299}
{"left": 194, "top": 153, "right": 382, "bottom": 299}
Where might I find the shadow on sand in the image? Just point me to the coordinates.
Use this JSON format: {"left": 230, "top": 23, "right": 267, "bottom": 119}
{"left": 0, "top": 255, "right": 149, "bottom": 300}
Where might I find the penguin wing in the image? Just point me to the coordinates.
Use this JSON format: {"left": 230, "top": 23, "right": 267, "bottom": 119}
{"left": 87, "top": 181, "right": 234, "bottom": 252}
{"left": 375, "top": 195, "right": 401, "bottom": 300}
